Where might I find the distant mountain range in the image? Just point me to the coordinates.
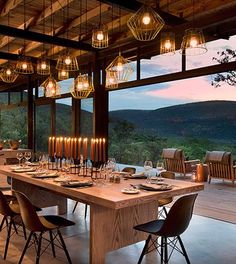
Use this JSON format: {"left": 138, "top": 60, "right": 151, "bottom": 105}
{"left": 109, "top": 100, "right": 236, "bottom": 142}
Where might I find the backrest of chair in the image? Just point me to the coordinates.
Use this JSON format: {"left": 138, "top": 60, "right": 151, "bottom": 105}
{"left": 14, "top": 191, "right": 45, "bottom": 232}
{"left": 205, "top": 151, "right": 234, "bottom": 180}
{"left": 122, "top": 167, "right": 136, "bottom": 174}
{"left": 160, "top": 171, "right": 175, "bottom": 179}
{"left": 159, "top": 193, "right": 198, "bottom": 237}
{"left": 0, "top": 190, "right": 14, "bottom": 216}
{"left": 162, "top": 148, "right": 185, "bottom": 174}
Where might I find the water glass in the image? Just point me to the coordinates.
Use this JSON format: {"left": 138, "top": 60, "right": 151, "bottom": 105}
{"left": 156, "top": 161, "right": 165, "bottom": 181}
{"left": 144, "top": 160, "right": 153, "bottom": 183}
{"left": 16, "top": 152, "right": 23, "bottom": 166}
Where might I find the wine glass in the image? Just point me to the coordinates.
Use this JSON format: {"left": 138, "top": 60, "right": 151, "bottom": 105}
{"left": 16, "top": 152, "right": 23, "bottom": 166}
{"left": 156, "top": 160, "right": 165, "bottom": 181}
{"left": 24, "top": 152, "right": 31, "bottom": 165}
{"left": 144, "top": 160, "right": 153, "bottom": 183}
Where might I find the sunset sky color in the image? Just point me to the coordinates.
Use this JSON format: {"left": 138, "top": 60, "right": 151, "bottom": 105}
{"left": 109, "top": 35, "right": 236, "bottom": 111}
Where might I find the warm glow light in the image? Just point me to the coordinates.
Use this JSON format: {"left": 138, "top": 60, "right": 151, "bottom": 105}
{"left": 97, "top": 32, "right": 104, "bottom": 41}
{"left": 48, "top": 81, "right": 54, "bottom": 89}
{"left": 22, "top": 63, "right": 28, "bottom": 69}
{"left": 64, "top": 56, "right": 72, "bottom": 65}
{"left": 41, "top": 62, "right": 47, "bottom": 70}
{"left": 109, "top": 77, "right": 114, "bottom": 84}
{"left": 190, "top": 37, "right": 198, "bottom": 47}
{"left": 61, "top": 70, "right": 66, "bottom": 76}
{"left": 6, "top": 69, "right": 11, "bottom": 75}
{"left": 142, "top": 13, "right": 151, "bottom": 25}
{"left": 117, "top": 62, "right": 123, "bottom": 72}
{"left": 77, "top": 82, "right": 83, "bottom": 90}
{"left": 83, "top": 81, "right": 89, "bottom": 88}
{"left": 164, "top": 40, "right": 171, "bottom": 49}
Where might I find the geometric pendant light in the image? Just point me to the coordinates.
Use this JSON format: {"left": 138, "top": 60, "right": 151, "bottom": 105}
{"left": 180, "top": 28, "right": 207, "bottom": 56}
{"left": 0, "top": 63, "right": 19, "bottom": 83}
{"left": 56, "top": 51, "right": 79, "bottom": 71}
{"left": 41, "top": 75, "right": 61, "bottom": 98}
{"left": 92, "top": 24, "right": 109, "bottom": 49}
{"left": 15, "top": 55, "right": 34, "bottom": 74}
{"left": 105, "top": 52, "right": 134, "bottom": 83}
{"left": 160, "top": 32, "right": 175, "bottom": 55}
{"left": 127, "top": 5, "right": 165, "bottom": 41}
{"left": 70, "top": 74, "right": 94, "bottom": 99}
{"left": 58, "top": 69, "right": 69, "bottom": 80}
{"left": 105, "top": 69, "right": 118, "bottom": 89}
{"left": 37, "top": 57, "right": 50, "bottom": 75}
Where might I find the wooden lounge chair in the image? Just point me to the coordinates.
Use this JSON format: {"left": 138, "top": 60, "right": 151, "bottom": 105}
{"left": 205, "top": 151, "right": 235, "bottom": 184}
{"left": 162, "top": 148, "right": 200, "bottom": 177}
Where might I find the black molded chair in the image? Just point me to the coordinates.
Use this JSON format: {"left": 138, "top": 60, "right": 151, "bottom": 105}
{"left": 0, "top": 190, "right": 27, "bottom": 260}
{"left": 15, "top": 191, "right": 75, "bottom": 264}
{"left": 134, "top": 193, "right": 198, "bottom": 264}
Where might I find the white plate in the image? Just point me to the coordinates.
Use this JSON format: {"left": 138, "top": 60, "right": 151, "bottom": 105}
{"left": 121, "top": 189, "right": 140, "bottom": 194}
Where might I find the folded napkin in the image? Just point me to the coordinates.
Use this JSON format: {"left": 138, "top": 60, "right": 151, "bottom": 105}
{"left": 60, "top": 180, "right": 93, "bottom": 188}
{"left": 123, "top": 172, "right": 146, "bottom": 179}
{"left": 139, "top": 183, "right": 172, "bottom": 191}
{"left": 31, "top": 172, "right": 59, "bottom": 179}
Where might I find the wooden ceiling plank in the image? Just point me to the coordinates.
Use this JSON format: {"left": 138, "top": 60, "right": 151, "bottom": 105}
{"left": 0, "top": 0, "right": 22, "bottom": 17}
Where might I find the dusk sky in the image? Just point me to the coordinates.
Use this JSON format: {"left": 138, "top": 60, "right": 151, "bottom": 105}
{"left": 109, "top": 35, "right": 236, "bottom": 111}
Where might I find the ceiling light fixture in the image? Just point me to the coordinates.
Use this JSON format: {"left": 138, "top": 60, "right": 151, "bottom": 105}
{"left": 0, "top": 63, "right": 18, "bottom": 83}
{"left": 160, "top": 32, "right": 175, "bottom": 55}
{"left": 41, "top": 75, "right": 61, "bottom": 98}
{"left": 127, "top": 4, "right": 165, "bottom": 41}
{"left": 37, "top": 57, "right": 50, "bottom": 75}
{"left": 70, "top": 73, "right": 94, "bottom": 99}
{"left": 58, "top": 69, "right": 69, "bottom": 80}
{"left": 92, "top": 2, "right": 108, "bottom": 48}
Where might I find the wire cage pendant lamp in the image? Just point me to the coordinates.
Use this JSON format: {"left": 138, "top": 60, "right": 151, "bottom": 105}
{"left": 58, "top": 69, "right": 69, "bottom": 80}
{"left": 0, "top": 63, "right": 19, "bottom": 83}
{"left": 105, "top": 69, "right": 118, "bottom": 89}
{"left": 37, "top": 57, "right": 50, "bottom": 75}
{"left": 15, "top": 55, "right": 34, "bottom": 74}
{"left": 41, "top": 75, "right": 61, "bottom": 98}
{"left": 180, "top": 0, "right": 207, "bottom": 56}
{"left": 127, "top": 4, "right": 165, "bottom": 41}
{"left": 160, "top": 32, "right": 175, "bottom": 55}
{"left": 92, "top": 2, "right": 108, "bottom": 48}
{"left": 70, "top": 73, "right": 94, "bottom": 99}
{"left": 180, "top": 28, "right": 207, "bottom": 56}
{"left": 56, "top": 51, "right": 79, "bottom": 71}
{"left": 106, "top": 52, "right": 134, "bottom": 84}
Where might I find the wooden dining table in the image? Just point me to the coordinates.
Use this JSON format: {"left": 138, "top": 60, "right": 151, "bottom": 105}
{"left": 0, "top": 165, "right": 204, "bottom": 264}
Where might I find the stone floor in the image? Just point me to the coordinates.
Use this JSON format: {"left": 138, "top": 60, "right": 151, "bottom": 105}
{"left": 0, "top": 200, "right": 236, "bottom": 264}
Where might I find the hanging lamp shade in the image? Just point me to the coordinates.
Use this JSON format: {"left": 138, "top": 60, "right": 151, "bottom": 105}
{"left": 127, "top": 5, "right": 165, "bottom": 41}
{"left": 58, "top": 69, "right": 69, "bottom": 80}
{"left": 41, "top": 75, "right": 61, "bottom": 98}
{"left": 70, "top": 74, "right": 94, "bottom": 99}
{"left": 180, "top": 28, "right": 207, "bottom": 56}
{"left": 106, "top": 52, "right": 134, "bottom": 83}
{"left": 37, "top": 57, "right": 50, "bottom": 75}
{"left": 15, "top": 55, "right": 34, "bottom": 74}
{"left": 160, "top": 32, "right": 175, "bottom": 55}
{"left": 56, "top": 51, "right": 79, "bottom": 71}
{"left": 105, "top": 69, "right": 118, "bottom": 89}
{"left": 92, "top": 24, "right": 109, "bottom": 49}
{"left": 0, "top": 63, "right": 19, "bottom": 83}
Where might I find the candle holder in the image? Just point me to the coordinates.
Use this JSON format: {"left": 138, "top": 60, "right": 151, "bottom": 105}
{"left": 90, "top": 160, "right": 105, "bottom": 181}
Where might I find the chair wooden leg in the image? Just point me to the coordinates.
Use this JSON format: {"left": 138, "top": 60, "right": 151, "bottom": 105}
{"left": 12, "top": 221, "right": 18, "bottom": 234}
{"left": 163, "top": 206, "right": 168, "bottom": 216}
{"left": 49, "top": 230, "right": 56, "bottom": 257}
{"left": 177, "top": 236, "right": 191, "bottom": 264}
{"left": 19, "top": 231, "right": 33, "bottom": 264}
{"left": 4, "top": 220, "right": 12, "bottom": 259}
{"left": 57, "top": 229, "right": 72, "bottom": 264}
{"left": 22, "top": 222, "right": 27, "bottom": 240}
{"left": 36, "top": 232, "right": 42, "bottom": 264}
{"left": 72, "top": 201, "right": 78, "bottom": 213}
{"left": 137, "top": 234, "right": 151, "bottom": 264}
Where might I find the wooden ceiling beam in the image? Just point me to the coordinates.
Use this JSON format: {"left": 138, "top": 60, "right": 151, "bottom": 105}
{"left": 0, "top": 0, "right": 22, "bottom": 17}
{"left": 0, "top": 24, "right": 94, "bottom": 51}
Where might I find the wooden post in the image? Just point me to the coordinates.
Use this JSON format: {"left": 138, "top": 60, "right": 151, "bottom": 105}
{"left": 27, "top": 75, "right": 34, "bottom": 150}
{"left": 72, "top": 97, "right": 81, "bottom": 137}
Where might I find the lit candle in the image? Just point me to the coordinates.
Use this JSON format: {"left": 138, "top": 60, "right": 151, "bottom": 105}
{"left": 56, "top": 137, "right": 60, "bottom": 157}
{"left": 102, "top": 138, "right": 106, "bottom": 162}
{"left": 95, "top": 138, "right": 99, "bottom": 162}
{"left": 64, "top": 137, "right": 67, "bottom": 158}
{"left": 48, "top": 137, "right": 52, "bottom": 157}
{"left": 73, "top": 138, "right": 77, "bottom": 159}
{"left": 90, "top": 138, "right": 94, "bottom": 161}
{"left": 77, "top": 137, "right": 81, "bottom": 159}
{"left": 70, "top": 137, "right": 73, "bottom": 158}
{"left": 99, "top": 138, "right": 102, "bottom": 162}
{"left": 51, "top": 137, "right": 55, "bottom": 157}
{"left": 68, "top": 138, "right": 71, "bottom": 158}
{"left": 59, "top": 137, "right": 63, "bottom": 157}
{"left": 83, "top": 138, "right": 88, "bottom": 160}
